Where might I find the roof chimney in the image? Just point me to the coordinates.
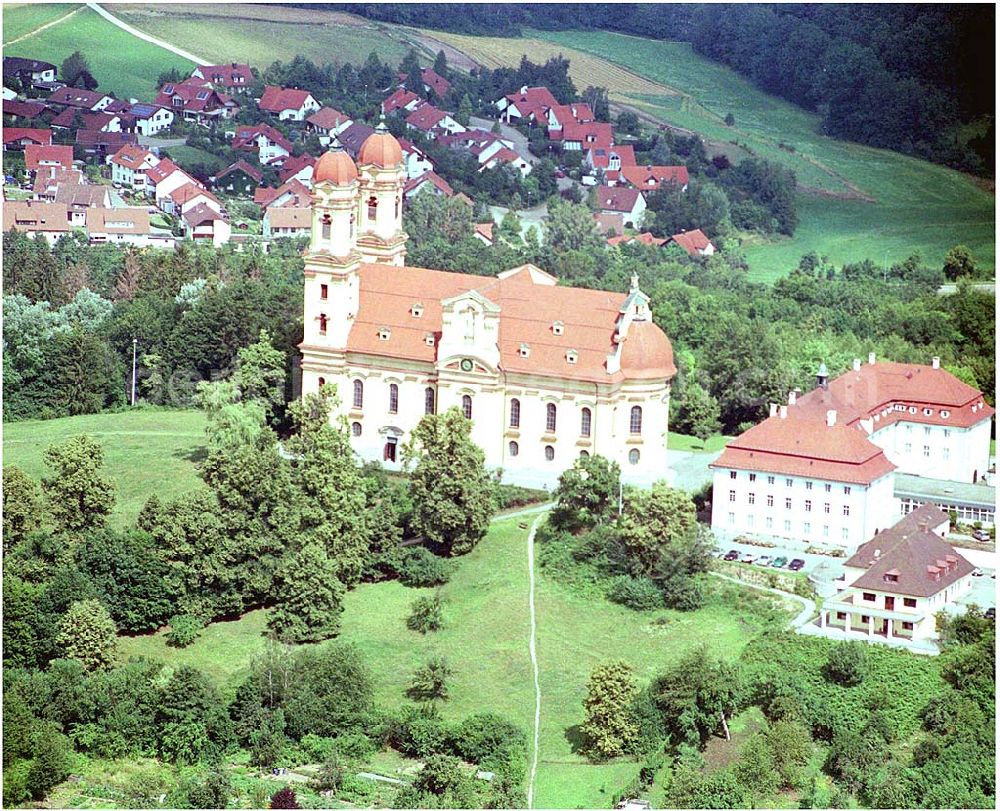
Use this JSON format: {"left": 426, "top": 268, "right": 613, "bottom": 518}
{"left": 919, "top": 518, "right": 929, "bottom": 533}
{"left": 853, "top": 358, "right": 861, "bottom": 371}
{"left": 932, "top": 356, "right": 940, "bottom": 369}
{"left": 769, "top": 403, "right": 778, "bottom": 418}
{"left": 874, "top": 549, "right": 881, "bottom": 559}
{"left": 826, "top": 409, "right": 836, "bottom": 427}
{"left": 779, "top": 405, "right": 788, "bottom": 419}
{"left": 868, "top": 352, "right": 876, "bottom": 365}
{"left": 788, "top": 390, "right": 797, "bottom": 406}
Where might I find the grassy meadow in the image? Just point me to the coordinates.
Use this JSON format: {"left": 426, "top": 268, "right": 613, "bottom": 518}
{"left": 2, "top": 2, "right": 81, "bottom": 44}
{"left": 2, "top": 408, "right": 207, "bottom": 528}
{"left": 113, "top": 4, "right": 412, "bottom": 72}
{"left": 2, "top": 5, "right": 194, "bottom": 101}
{"left": 531, "top": 30, "right": 995, "bottom": 281}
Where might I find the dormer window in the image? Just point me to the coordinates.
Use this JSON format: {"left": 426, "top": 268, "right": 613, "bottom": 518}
{"left": 424, "top": 332, "right": 435, "bottom": 346}
{"left": 411, "top": 303, "right": 423, "bottom": 318}
{"left": 552, "top": 321, "right": 564, "bottom": 336}
{"left": 923, "top": 408, "right": 932, "bottom": 416}
{"left": 940, "top": 409, "right": 950, "bottom": 418}
{"left": 519, "top": 343, "right": 531, "bottom": 358}
{"left": 378, "top": 326, "right": 391, "bottom": 341}
{"left": 883, "top": 573, "right": 899, "bottom": 583}
{"left": 908, "top": 406, "right": 917, "bottom": 414}
{"left": 566, "top": 349, "right": 578, "bottom": 364}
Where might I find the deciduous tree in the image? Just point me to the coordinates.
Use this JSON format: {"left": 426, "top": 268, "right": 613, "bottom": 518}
{"left": 404, "top": 408, "right": 495, "bottom": 557}
{"left": 582, "top": 661, "right": 640, "bottom": 759}
{"left": 268, "top": 543, "right": 346, "bottom": 643}
{"left": 41, "top": 435, "right": 115, "bottom": 534}
{"left": 56, "top": 598, "right": 118, "bottom": 671}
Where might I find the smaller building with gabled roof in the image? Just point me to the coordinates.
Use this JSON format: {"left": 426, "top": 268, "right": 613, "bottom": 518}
{"left": 258, "top": 85, "right": 320, "bottom": 121}
{"left": 818, "top": 504, "right": 974, "bottom": 647}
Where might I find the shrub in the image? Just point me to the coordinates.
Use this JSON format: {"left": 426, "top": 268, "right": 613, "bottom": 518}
{"left": 165, "top": 614, "right": 204, "bottom": 648}
{"left": 451, "top": 713, "right": 527, "bottom": 775}
{"left": 608, "top": 575, "right": 664, "bottom": 611}
{"left": 398, "top": 547, "right": 451, "bottom": 588}
{"left": 391, "top": 706, "right": 449, "bottom": 758}
{"left": 408, "top": 657, "right": 452, "bottom": 701}
{"left": 269, "top": 787, "right": 299, "bottom": 808}
{"left": 407, "top": 594, "right": 443, "bottom": 634}
{"left": 495, "top": 483, "right": 548, "bottom": 510}
{"left": 825, "top": 642, "right": 868, "bottom": 687}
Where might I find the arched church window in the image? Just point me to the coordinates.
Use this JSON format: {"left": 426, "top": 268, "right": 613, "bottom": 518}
{"left": 546, "top": 403, "right": 557, "bottom": 433}
{"left": 321, "top": 212, "right": 332, "bottom": 240}
{"left": 580, "top": 407, "right": 592, "bottom": 437}
{"left": 353, "top": 379, "right": 364, "bottom": 409}
{"left": 630, "top": 406, "right": 643, "bottom": 435}
{"left": 349, "top": 212, "right": 355, "bottom": 239}
{"left": 318, "top": 313, "right": 327, "bottom": 334}
{"left": 462, "top": 395, "right": 472, "bottom": 420}
{"left": 395, "top": 195, "right": 400, "bottom": 219}
{"left": 367, "top": 195, "right": 378, "bottom": 220}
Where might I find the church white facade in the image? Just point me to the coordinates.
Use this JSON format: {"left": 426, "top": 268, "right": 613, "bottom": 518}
{"left": 298, "top": 127, "right": 678, "bottom": 488}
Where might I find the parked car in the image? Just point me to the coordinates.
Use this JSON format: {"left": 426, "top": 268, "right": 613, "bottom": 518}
{"left": 972, "top": 568, "right": 984, "bottom": 577}
{"left": 771, "top": 556, "right": 788, "bottom": 568}
{"left": 972, "top": 529, "right": 991, "bottom": 542}
{"left": 985, "top": 607, "right": 995, "bottom": 620}
{"left": 741, "top": 553, "right": 757, "bottom": 564}
{"left": 756, "top": 555, "right": 773, "bottom": 567}
{"left": 723, "top": 550, "right": 740, "bottom": 561}
{"left": 554, "top": 169, "right": 566, "bottom": 178}
{"left": 788, "top": 558, "right": 806, "bottom": 572}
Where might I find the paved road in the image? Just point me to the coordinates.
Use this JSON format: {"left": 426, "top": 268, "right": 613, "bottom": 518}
{"left": 87, "top": 3, "right": 209, "bottom": 65}
{"left": 525, "top": 512, "right": 546, "bottom": 810}
{"left": 139, "top": 135, "right": 187, "bottom": 149}
{"left": 937, "top": 282, "right": 995, "bottom": 296}
{"left": 470, "top": 115, "right": 537, "bottom": 166}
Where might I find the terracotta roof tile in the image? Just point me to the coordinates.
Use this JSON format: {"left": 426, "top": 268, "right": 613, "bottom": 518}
{"left": 620, "top": 165, "right": 689, "bottom": 189}
{"left": 670, "top": 229, "right": 713, "bottom": 255}
{"left": 844, "top": 505, "right": 973, "bottom": 597}
{"left": 24, "top": 144, "right": 73, "bottom": 170}
{"left": 259, "top": 85, "right": 314, "bottom": 113}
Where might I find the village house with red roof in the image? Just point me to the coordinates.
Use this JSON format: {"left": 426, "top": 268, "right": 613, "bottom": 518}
{"left": 382, "top": 88, "right": 424, "bottom": 116}
{"left": 403, "top": 170, "right": 453, "bottom": 201}
{"left": 669, "top": 228, "right": 715, "bottom": 257}
{"left": 155, "top": 79, "right": 238, "bottom": 124}
{"left": 397, "top": 67, "right": 451, "bottom": 99}
{"left": 711, "top": 355, "right": 995, "bottom": 552}
{"left": 3, "top": 128, "right": 51, "bottom": 151}
{"left": 47, "top": 86, "right": 115, "bottom": 112}
{"left": 190, "top": 63, "right": 254, "bottom": 94}
{"left": 279, "top": 153, "right": 317, "bottom": 186}
{"left": 109, "top": 144, "right": 159, "bottom": 188}
{"left": 495, "top": 85, "right": 559, "bottom": 124}
{"left": 584, "top": 144, "right": 636, "bottom": 184}
{"left": 306, "top": 107, "right": 353, "bottom": 144}
{"left": 594, "top": 185, "right": 646, "bottom": 229}
{"left": 300, "top": 128, "right": 677, "bottom": 487}
{"left": 607, "top": 232, "right": 667, "bottom": 248}
{"left": 258, "top": 85, "right": 320, "bottom": 121}
{"left": 233, "top": 123, "right": 293, "bottom": 164}
{"left": 620, "top": 164, "right": 690, "bottom": 192}
{"left": 815, "top": 503, "right": 975, "bottom": 647}
{"left": 24, "top": 143, "right": 74, "bottom": 172}
{"left": 404, "top": 104, "right": 466, "bottom": 139}
{"left": 550, "top": 121, "right": 613, "bottom": 152}
{"left": 212, "top": 160, "right": 264, "bottom": 195}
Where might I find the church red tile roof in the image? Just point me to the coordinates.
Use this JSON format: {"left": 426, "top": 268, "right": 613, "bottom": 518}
{"left": 308, "top": 263, "right": 674, "bottom": 385}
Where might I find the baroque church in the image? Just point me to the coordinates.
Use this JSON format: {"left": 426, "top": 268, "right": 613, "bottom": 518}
{"left": 299, "top": 125, "right": 678, "bottom": 487}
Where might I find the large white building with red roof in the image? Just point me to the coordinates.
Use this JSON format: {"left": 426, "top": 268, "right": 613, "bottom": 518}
{"left": 299, "top": 127, "right": 678, "bottom": 486}
{"left": 711, "top": 356, "right": 995, "bottom": 549}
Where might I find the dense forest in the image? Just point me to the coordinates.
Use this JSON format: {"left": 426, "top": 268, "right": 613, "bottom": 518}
{"left": 332, "top": 3, "right": 995, "bottom": 174}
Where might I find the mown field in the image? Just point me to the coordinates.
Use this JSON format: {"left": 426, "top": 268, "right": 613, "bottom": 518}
{"left": 2, "top": 2, "right": 81, "bottom": 44}
{"left": 2, "top": 5, "right": 194, "bottom": 101}
{"left": 114, "top": 4, "right": 412, "bottom": 72}
{"left": 531, "top": 30, "right": 995, "bottom": 281}
{"left": 2, "top": 408, "right": 207, "bottom": 528}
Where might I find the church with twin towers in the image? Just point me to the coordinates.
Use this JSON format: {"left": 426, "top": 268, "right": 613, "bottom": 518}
{"left": 298, "top": 125, "right": 678, "bottom": 488}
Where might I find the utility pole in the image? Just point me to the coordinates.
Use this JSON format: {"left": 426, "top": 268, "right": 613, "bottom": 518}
{"left": 131, "top": 338, "right": 138, "bottom": 406}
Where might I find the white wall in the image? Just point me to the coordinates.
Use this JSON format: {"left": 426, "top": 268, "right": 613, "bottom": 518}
{"left": 711, "top": 468, "right": 897, "bottom": 552}
{"left": 869, "top": 417, "right": 992, "bottom": 483}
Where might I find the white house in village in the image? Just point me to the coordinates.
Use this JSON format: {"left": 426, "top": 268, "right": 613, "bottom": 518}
{"left": 109, "top": 144, "right": 159, "bottom": 188}
{"left": 298, "top": 128, "right": 678, "bottom": 488}
{"left": 819, "top": 503, "right": 974, "bottom": 644}
{"left": 711, "top": 356, "right": 995, "bottom": 551}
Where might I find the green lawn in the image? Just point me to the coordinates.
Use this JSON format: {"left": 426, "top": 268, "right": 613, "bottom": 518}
{"left": 533, "top": 30, "right": 995, "bottom": 282}
{"left": 116, "top": 509, "right": 782, "bottom": 806}
{"left": 160, "top": 144, "right": 227, "bottom": 172}
{"left": 668, "top": 432, "right": 732, "bottom": 453}
{"left": 3, "top": 5, "right": 194, "bottom": 101}
{"left": 2, "top": 2, "right": 81, "bottom": 44}
{"left": 114, "top": 4, "right": 412, "bottom": 72}
{"left": 2, "top": 408, "right": 207, "bottom": 528}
